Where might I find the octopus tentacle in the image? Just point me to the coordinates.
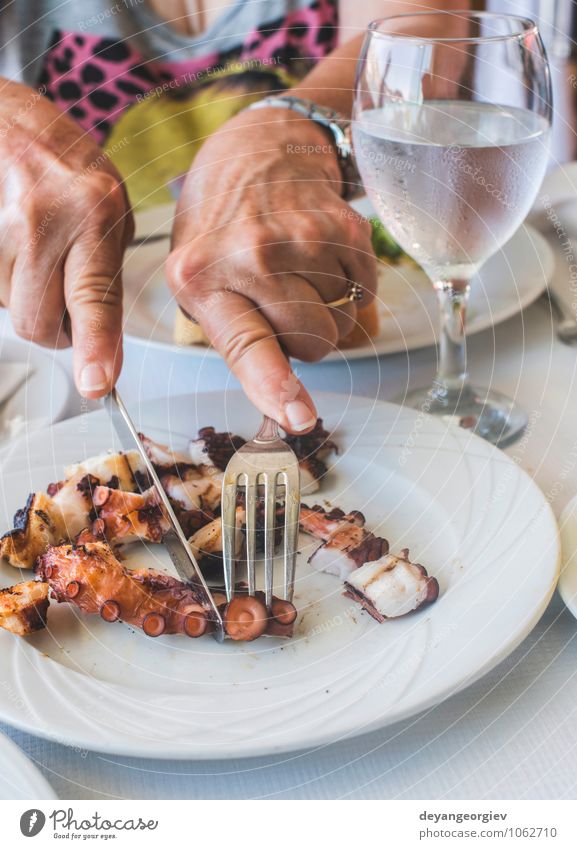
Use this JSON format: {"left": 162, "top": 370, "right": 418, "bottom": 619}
{"left": 283, "top": 419, "right": 338, "bottom": 494}
{"left": 188, "top": 427, "right": 246, "bottom": 470}
{"left": 35, "top": 541, "right": 297, "bottom": 640}
{"left": 344, "top": 549, "right": 439, "bottom": 621}
{"left": 36, "top": 541, "right": 211, "bottom": 638}
{"left": 299, "top": 504, "right": 366, "bottom": 540}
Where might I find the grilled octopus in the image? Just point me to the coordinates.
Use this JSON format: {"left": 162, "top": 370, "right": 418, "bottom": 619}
{"left": 0, "top": 580, "right": 49, "bottom": 636}
{"left": 344, "top": 549, "right": 439, "bottom": 621}
{"left": 299, "top": 505, "right": 439, "bottom": 620}
{"left": 0, "top": 422, "right": 336, "bottom": 570}
{"left": 35, "top": 540, "right": 297, "bottom": 641}
{"left": 0, "top": 426, "right": 439, "bottom": 640}
{"left": 36, "top": 540, "right": 212, "bottom": 637}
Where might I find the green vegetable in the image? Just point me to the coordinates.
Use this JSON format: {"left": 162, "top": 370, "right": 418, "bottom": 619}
{"left": 369, "top": 217, "right": 404, "bottom": 262}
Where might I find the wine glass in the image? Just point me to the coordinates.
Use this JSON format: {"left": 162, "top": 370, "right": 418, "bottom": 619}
{"left": 352, "top": 11, "right": 552, "bottom": 446}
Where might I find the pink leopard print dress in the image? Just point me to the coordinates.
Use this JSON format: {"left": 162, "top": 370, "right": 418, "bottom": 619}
{"left": 34, "top": 0, "right": 339, "bottom": 144}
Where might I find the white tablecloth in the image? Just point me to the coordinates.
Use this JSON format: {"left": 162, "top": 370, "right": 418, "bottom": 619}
{"left": 2, "top": 232, "right": 577, "bottom": 800}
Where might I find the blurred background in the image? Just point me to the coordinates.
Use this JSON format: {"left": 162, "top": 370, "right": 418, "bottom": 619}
{"left": 479, "top": 0, "right": 577, "bottom": 163}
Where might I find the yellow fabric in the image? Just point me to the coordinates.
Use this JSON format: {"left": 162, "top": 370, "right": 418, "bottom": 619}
{"left": 107, "top": 65, "right": 297, "bottom": 210}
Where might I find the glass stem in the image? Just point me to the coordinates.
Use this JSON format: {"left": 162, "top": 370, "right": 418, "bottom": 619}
{"left": 432, "top": 279, "right": 471, "bottom": 403}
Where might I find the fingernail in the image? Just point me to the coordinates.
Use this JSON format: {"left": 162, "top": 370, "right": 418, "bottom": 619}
{"left": 79, "top": 362, "right": 108, "bottom": 394}
{"left": 285, "top": 400, "right": 316, "bottom": 432}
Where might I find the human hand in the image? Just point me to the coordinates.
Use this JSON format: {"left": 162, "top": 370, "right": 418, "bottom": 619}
{"left": 0, "top": 81, "right": 133, "bottom": 397}
{"left": 167, "top": 105, "right": 377, "bottom": 433}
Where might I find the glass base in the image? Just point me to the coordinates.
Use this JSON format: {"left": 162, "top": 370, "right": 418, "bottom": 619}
{"left": 395, "top": 384, "right": 528, "bottom": 448}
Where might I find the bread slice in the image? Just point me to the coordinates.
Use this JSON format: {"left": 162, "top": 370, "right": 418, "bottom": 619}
{"left": 173, "top": 308, "right": 209, "bottom": 346}
{"left": 339, "top": 301, "right": 380, "bottom": 349}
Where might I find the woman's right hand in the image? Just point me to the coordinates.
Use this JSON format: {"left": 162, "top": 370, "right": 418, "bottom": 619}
{"left": 0, "top": 81, "right": 133, "bottom": 397}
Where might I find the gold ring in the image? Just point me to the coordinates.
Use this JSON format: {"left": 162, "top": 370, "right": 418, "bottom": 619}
{"left": 325, "top": 281, "right": 363, "bottom": 309}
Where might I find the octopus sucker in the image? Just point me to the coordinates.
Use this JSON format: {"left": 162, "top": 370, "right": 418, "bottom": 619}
{"left": 0, "top": 580, "right": 49, "bottom": 635}
{"left": 89, "top": 484, "right": 169, "bottom": 545}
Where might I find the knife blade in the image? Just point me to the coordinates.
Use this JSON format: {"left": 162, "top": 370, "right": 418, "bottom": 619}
{"left": 104, "top": 388, "right": 224, "bottom": 641}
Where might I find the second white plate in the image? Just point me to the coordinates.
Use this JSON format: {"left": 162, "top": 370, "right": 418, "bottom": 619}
{"left": 123, "top": 202, "right": 553, "bottom": 361}
{"left": 0, "top": 731, "right": 56, "bottom": 800}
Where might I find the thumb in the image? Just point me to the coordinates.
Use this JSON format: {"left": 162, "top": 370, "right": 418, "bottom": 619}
{"left": 194, "top": 293, "right": 318, "bottom": 434}
{"left": 64, "top": 237, "right": 124, "bottom": 398}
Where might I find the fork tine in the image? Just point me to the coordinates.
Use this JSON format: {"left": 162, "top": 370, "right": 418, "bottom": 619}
{"left": 221, "top": 477, "right": 238, "bottom": 602}
{"left": 263, "top": 471, "right": 277, "bottom": 608}
{"left": 282, "top": 467, "right": 300, "bottom": 601}
{"left": 244, "top": 473, "right": 257, "bottom": 595}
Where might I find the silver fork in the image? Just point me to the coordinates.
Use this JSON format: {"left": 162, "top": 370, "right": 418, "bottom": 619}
{"left": 542, "top": 287, "right": 577, "bottom": 346}
{"left": 221, "top": 415, "right": 301, "bottom": 608}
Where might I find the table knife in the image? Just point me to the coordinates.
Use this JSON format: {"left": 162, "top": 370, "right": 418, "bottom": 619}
{"left": 104, "top": 388, "right": 225, "bottom": 641}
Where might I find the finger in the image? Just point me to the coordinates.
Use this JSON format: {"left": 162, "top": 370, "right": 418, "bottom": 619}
{"left": 0, "top": 257, "right": 13, "bottom": 310}
{"left": 336, "top": 229, "right": 378, "bottom": 306}
{"left": 9, "top": 249, "right": 71, "bottom": 348}
{"left": 289, "top": 209, "right": 378, "bottom": 305}
{"left": 270, "top": 256, "right": 358, "bottom": 341}
{"left": 256, "top": 272, "right": 346, "bottom": 357}
{"left": 64, "top": 233, "right": 124, "bottom": 398}
{"left": 263, "top": 225, "right": 374, "bottom": 336}
{"left": 192, "top": 291, "right": 318, "bottom": 434}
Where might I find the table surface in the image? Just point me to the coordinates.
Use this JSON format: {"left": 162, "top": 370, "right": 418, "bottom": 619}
{"left": 2, "top": 229, "right": 577, "bottom": 801}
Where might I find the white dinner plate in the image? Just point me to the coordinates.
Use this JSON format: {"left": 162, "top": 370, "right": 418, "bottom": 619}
{"left": 529, "top": 161, "right": 577, "bottom": 236}
{"left": 123, "top": 202, "right": 554, "bottom": 361}
{"left": 558, "top": 493, "right": 577, "bottom": 620}
{"left": 0, "top": 392, "right": 560, "bottom": 759}
{"left": 0, "top": 333, "right": 71, "bottom": 449}
{"left": 0, "top": 731, "right": 56, "bottom": 799}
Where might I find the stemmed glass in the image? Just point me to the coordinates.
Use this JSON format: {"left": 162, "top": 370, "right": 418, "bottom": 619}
{"left": 353, "top": 11, "right": 552, "bottom": 446}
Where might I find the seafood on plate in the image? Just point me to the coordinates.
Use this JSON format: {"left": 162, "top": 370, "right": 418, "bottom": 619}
{"left": 0, "top": 421, "right": 440, "bottom": 642}
{"left": 300, "top": 505, "right": 439, "bottom": 620}
{"left": 344, "top": 549, "right": 439, "bottom": 621}
{"left": 0, "top": 580, "right": 49, "bottom": 636}
{"left": 284, "top": 419, "right": 338, "bottom": 495}
{"left": 35, "top": 539, "right": 297, "bottom": 641}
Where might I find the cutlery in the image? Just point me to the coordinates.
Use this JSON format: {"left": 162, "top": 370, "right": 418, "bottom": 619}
{"left": 129, "top": 232, "right": 170, "bottom": 247}
{"left": 221, "top": 415, "right": 300, "bottom": 610}
{"left": 0, "top": 363, "right": 30, "bottom": 443}
{"left": 542, "top": 287, "right": 577, "bottom": 346}
{"left": 104, "top": 388, "right": 224, "bottom": 640}
{"left": 559, "top": 491, "right": 577, "bottom": 622}
{"left": 0, "top": 362, "right": 29, "bottom": 408}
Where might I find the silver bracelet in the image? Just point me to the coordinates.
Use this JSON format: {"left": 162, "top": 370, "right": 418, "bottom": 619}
{"left": 246, "top": 95, "right": 363, "bottom": 201}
